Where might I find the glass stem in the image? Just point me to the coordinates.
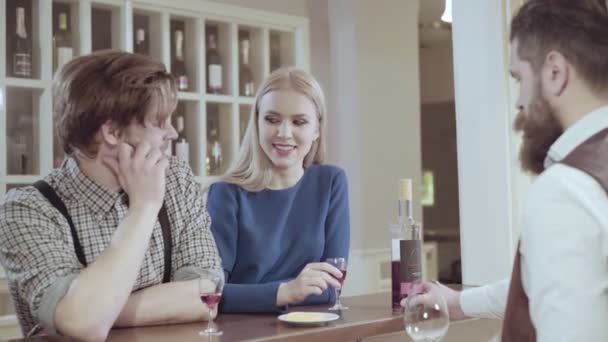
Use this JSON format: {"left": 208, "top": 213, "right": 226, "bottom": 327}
{"left": 336, "top": 288, "right": 341, "bottom": 306}
{"left": 207, "top": 307, "right": 212, "bottom": 332}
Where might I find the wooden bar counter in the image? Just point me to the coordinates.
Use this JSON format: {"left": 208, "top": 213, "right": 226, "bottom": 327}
{"left": 11, "top": 292, "right": 501, "bottom": 342}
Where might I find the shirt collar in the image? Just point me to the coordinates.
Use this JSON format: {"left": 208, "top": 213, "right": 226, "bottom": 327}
{"left": 63, "top": 157, "right": 123, "bottom": 216}
{"left": 544, "top": 105, "right": 608, "bottom": 168}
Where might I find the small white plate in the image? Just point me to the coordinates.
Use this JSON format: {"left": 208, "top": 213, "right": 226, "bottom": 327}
{"left": 278, "top": 312, "right": 340, "bottom": 326}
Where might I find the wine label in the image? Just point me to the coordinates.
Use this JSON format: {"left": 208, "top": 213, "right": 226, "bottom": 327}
{"left": 177, "top": 75, "right": 189, "bottom": 91}
{"left": 209, "top": 64, "right": 222, "bottom": 90}
{"left": 399, "top": 240, "right": 422, "bottom": 283}
{"left": 13, "top": 53, "right": 32, "bottom": 77}
{"left": 57, "top": 47, "right": 73, "bottom": 70}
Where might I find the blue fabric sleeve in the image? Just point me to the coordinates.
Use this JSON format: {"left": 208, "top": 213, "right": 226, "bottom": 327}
{"left": 208, "top": 183, "right": 285, "bottom": 313}
{"left": 321, "top": 169, "right": 351, "bottom": 261}
{"left": 297, "top": 169, "right": 350, "bottom": 307}
{"left": 207, "top": 183, "right": 239, "bottom": 279}
{"left": 301, "top": 169, "right": 350, "bottom": 306}
{"left": 221, "top": 281, "right": 286, "bottom": 313}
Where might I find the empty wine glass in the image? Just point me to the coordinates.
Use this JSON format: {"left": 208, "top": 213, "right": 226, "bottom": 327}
{"left": 326, "top": 257, "right": 348, "bottom": 310}
{"left": 403, "top": 282, "right": 449, "bottom": 342}
{"left": 199, "top": 276, "right": 223, "bottom": 337}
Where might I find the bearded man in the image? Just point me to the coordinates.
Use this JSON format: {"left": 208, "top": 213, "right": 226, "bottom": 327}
{"left": 405, "top": 1, "right": 608, "bottom": 341}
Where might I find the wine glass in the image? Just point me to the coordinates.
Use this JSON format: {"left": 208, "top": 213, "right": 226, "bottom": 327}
{"left": 403, "top": 282, "right": 449, "bottom": 342}
{"left": 326, "top": 257, "right": 348, "bottom": 310}
{"left": 199, "top": 276, "right": 223, "bottom": 337}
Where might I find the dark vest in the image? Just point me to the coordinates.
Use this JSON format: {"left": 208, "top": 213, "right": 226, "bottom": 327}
{"left": 502, "top": 128, "right": 608, "bottom": 341}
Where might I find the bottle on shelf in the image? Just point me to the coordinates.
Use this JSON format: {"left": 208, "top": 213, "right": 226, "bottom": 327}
{"left": 134, "top": 27, "right": 148, "bottom": 55}
{"left": 172, "top": 29, "right": 189, "bottom": 91}
{"left": 53, "top": 12, "right": 73, "bottom": 74}
{"left": 8, "top": 116, "right": 29, "bottom": 175}
{"left": 174, "top": 115, "right": 189, "bottom": 163}
{"left": 11, "top": 6, "right": 32, "bottom": 78}
{"left": 209, "top": 141, "right": 223, "bottom": 175}
{"left": 239, "top": 31, "right": 255, "bottom": 97}
{"left": 270, "top": 32, "right": 281, "bottom": 71}
{"left": 206, "top": 26, "right": 223, "bottom": 94}
{"left": 206, "top": 115, "right": 223, "bottom": 175}
{"left": 389, "top": 178, "right": 423, "bottom": 313}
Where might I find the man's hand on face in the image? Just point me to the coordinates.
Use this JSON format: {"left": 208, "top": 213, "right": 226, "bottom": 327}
{"left": 103, "top": 141, "right": 169, "bottom": 212}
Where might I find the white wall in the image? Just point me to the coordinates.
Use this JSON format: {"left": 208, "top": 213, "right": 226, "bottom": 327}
{"left": 352, "top": 0, "right": 422, "bottom": 250}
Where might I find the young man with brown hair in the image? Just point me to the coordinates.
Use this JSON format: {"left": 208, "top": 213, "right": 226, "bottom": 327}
{"left": 0, "top": 50, "right": 223, "bottom": 340}
{"left": 412, "top": 0, "right": 608, "bottom": 340}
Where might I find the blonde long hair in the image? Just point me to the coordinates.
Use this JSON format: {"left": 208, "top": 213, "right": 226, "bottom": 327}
{"left": 210, "top": 67, "right": 327, "bottom": 192}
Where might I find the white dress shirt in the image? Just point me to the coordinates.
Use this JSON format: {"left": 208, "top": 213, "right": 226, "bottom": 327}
{"left": 459, "top": 106, "right": 608, "bottom": 341}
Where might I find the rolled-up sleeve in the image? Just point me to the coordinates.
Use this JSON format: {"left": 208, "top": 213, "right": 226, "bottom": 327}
{"left": 460, "top": 279, "right": 509, "bottom": 319}
{"left": 172, "top": 165, "right": 224, "bottom": 283}
{"left": 0, "top": 198, "right": 81, "bottom": 334}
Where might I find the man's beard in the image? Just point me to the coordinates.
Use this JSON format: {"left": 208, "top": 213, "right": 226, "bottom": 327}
{"left": 513, "top": 87, "right": 563, "bottom": 175}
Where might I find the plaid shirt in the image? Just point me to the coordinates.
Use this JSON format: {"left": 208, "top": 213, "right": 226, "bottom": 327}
{"left": 0, "top": 157, "right": 223, "bottom": 335}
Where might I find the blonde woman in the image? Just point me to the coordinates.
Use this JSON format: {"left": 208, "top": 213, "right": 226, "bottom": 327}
{"left": 206, "top": 68, "right": 350, "bottom": 313}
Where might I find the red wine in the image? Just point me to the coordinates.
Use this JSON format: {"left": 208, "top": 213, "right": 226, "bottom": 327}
{"left": 391, "top": 260, "right": 402, "bottom": 312}
{"left": 390, "top": 179, "right": 423, "bottom": 313}
{"left": 12, "top": 6, "right": 32, "bottom": 78}
{"left": 200, "top": 293, "right": 222, "bottom": 308}
{"left": 172, "top": 28, "right": 188, "bottom": 91}
{"left": 333, "top": 269, "right": 347, "bottom": 286}
{"left": 206, "top": 26, "right": 223, "bottom": 94}
{"left": 239, "top": 30, "right": 255, "bottom": 96}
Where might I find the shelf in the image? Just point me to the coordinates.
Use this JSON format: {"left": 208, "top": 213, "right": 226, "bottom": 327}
{"left": 204, "top": 94, "right": 235, "bottom": 104}
{"left": 237, "top": 97, "right": 255, "bottom": 105}
{"left": 5, "top": 78, "right": 47, "bottom": 89}
{"left": 177, "top": 91, "right": 199, "bottom": 101}
{"left": 1, "top": 0, "right": 308, "bottom": 195}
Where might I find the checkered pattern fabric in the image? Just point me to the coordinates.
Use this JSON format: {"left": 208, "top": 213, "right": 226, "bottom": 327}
{"left": 0, "top": 156, "right": 222, "bottom": 335}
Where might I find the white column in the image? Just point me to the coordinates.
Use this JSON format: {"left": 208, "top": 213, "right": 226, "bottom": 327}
{"left": 328, "top": 0, "right": 422, "bottom": 251}
{"left": 452, "top": 0, "right": 531, "bottom": 285}
{"left": 328, "top": 0, "right": 422, "bottom": 295}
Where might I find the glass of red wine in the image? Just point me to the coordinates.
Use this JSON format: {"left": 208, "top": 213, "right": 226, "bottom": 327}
{"left": 326, "top": 257, "right": 348, "bottom": 310}
{"left": 199, "top": 275, "right": 223, "bottom": 337}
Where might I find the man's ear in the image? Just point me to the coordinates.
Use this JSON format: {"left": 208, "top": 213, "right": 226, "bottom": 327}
{"left": 100, "top": 121, "right": 122, "bottom": 146}
{"left": 543, "top": 50, "right": 569, "bottom": 97}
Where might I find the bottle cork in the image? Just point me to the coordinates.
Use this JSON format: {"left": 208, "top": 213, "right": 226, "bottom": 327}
{"left": 398, "top": 178, "right": 412, "bottom": 201}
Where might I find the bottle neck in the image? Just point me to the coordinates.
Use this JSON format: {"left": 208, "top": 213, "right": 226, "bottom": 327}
{"left": 240, "top": 39, "right": 250, "bottom": 65}
{"left": 397, "top": 199, "right": 413, "bottom": 223}
{"left": 16, "top": 8, "right": 27, "bottom": 38}
{"left": 175, "top": 31, "right": 184, "bottom": 60}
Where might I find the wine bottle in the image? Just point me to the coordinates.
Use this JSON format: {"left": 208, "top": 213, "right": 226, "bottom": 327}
{"left": 390, "top": 178, "right": 422, "bottom": 313}
{"left": 172, "top": 29, "right": 189, "bottom": 91}
{"left": 239, "top": 32, "right": 255, "bottom": 97}
{"left": 270, "top": 32, "right": 281, "bottom": 71}
{"left": 53, "top": 12, "right": 73, "bottom": 73}
{"left": 174, "top": 115, "right": 189, "bottom": 163}
{"left": 206, "top": 27, "right": 223, "bottom": 94}
{"left": 206, "top": 115, "right": 222, "bottom": 175}
{"left": 12, "top": 6, "right": 32, "bottom": 78}
{"left": 134, "top": 27, "right": 148, "bottom": 55}
{"left": 210, "top": 141, "right": 223, "bottom": 175}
